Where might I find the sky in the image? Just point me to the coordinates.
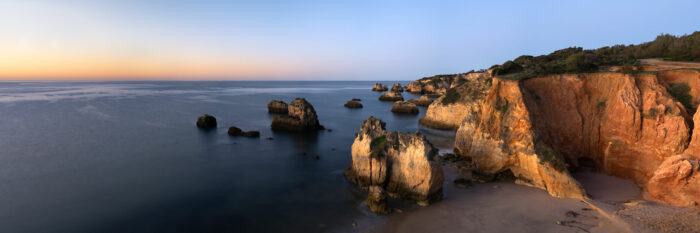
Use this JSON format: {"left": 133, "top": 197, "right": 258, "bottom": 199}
{"left": 0, "top": 0, "right": 699, "bottom": 81}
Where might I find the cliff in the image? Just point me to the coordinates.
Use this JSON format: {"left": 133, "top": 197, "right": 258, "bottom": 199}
{"left": 406, "top": 72, "right": 486, "bottom": 96}
{"left": 418, "top": 72, "right": 491, "bottom": 130}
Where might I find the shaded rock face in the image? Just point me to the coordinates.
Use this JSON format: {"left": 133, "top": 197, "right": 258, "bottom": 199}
{"left": 228, "top": 126, "right": 260, "bottom": 137}
{"left": 391, "top": 101, "right": 419, "bottom": 114}
{"left": 344, "top": 100, "right": 363, "bottom": 108}
{"left": 453, "top": 72, "right": 698, "bottom": 203}
{"left": 372, "top": 83, "right": 388, "bottom": 92}
{"left": 196, "top": 114, "right": 217, "bottom": 129}
{"left": 378, "top": 91, "right": 404, "bottom": 101}
{"left": 267, "top": 100, "right": 288, "bottom": 114}
{"left": 419, "top": 72, "right": 491, "bottom": 130}
{"left": 406, "top": 95, "right": 433, "bottom": 107}
{"left": 365, "top": 185, "right": 389, "bottom": 214}
{"left": 391, "top": 83, "right": 404, "bottom": 92}
{"left": 271, "top": 98, "right": 324, "bottom": 131}
{"left": 658, "top": 69, "right": 700, "bottom": 113}
{"left": 346, "top": 117, "right": 444, "bottom": 207}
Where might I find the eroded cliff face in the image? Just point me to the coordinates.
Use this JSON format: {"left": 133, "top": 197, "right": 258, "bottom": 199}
{"left": 418, "top": 72, "right": 491, "bottom": 130}
{"left": 453, "top": 72, "right": 699, "bottom": 204}
{"left": 406, "top": 72, "right": 485, "bottom": 95}
{"left": 346, "top": 117, "right": 444, "bottom": 207}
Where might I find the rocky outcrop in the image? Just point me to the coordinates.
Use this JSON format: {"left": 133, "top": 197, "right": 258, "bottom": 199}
{"left": 271, "top": 98, "right": 324, "bottom": 131}
{"left": 378, "top": 91, "right": 404, "bottom": 101}
{"left": 647, "top": 155, "right": 700, "bottom": 207}
{"left": 267, "top": 100, "right": 288, "bottom": 114}
{"left": 453, "top": 72, "right": 696, "bottom": 202}
{"left": 228, "top": 126, "right": 260, "bottom": 137}
{"left": 658, "top": 69, "right": 700, "bottom": 113}
{"left": 344, "top": 100, "right": 363, "bottom": 108}
{"left": 372, "top": 83, "right": 388, "bottom": 92}
{"left": 407, "top": 95, "right": 433, "bottom": 107}
{"left": 346, "top": 117, "right": 444, "bottom": 208}
{"left": 391, "top": 101, "right": 419, "bottom": 114}
{"left": 418, "top": 72, "right": 491, "bottom": 130}
{"left": 391, "top": 83, "right": 404, "bottom": 92}
{"left": 406, "top": 72, "right": 485, "bottom": 95}
{"left": 196, "top": 114, "right": 217, "bottom": 129}
{"left": 366, "top": 185, "right": 389, "bottom": 214}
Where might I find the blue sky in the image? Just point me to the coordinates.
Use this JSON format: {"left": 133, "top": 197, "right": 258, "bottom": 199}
{"left": 0, "top": 0, "right": 698, "bottom": 80}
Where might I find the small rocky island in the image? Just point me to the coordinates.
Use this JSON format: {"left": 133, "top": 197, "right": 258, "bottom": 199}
{"left": 407, "top": 95, "right": 433, "bottom": 107}
{"left": 345, "top": 117, "right": 444, "bottom": 213}
{"left": 344, "top": 99, "right": 363, "bottom": 108}
{"left": 270, "top": 98, "right": 324, "bottom": 131}
{"left": 378, "top": 91, "right": 404, "bottom": 101}
{"left": 196, "top": 114, "right": 217, "bottom": 129}
{"left": 391, "top": 101, "right": 419, "bottom": 114}
{"left": 372, "top": 83, "right": 388, "bottom": 92}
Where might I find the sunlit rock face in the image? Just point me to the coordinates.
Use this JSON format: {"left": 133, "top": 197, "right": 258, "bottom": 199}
{"left": 378, "top": 91, "right": 404, "bottom": 102}
{"left": 419, "top": 72, "right": 491, "bottom": 130}
{"left": 372, "top": 83, "right": 388, "bottom": 92}
{"left": 346, "top": 117, "right": 444, "bottom": 209}
{"left": 271, "top": 98, "right": 324, "bottom": 131}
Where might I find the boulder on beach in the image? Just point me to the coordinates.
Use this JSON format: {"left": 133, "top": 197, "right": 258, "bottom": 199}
{"left": 271, "top": 98, "right": 324, "bottom": 131}
{"left": 346, "top": 117, "right": 444, "bottom": 208}
{"left": 344, "top": 100, "right": 363, "bottom": 108}
{"left": 407, "top": 95, "right": 433, "bottom": 107}
{"left": 372, "top": 83, "right": 388, "bottom": 92}
{"left": 365, "top": 185, "right": 389, "bottom": 214}
{"left": 267, "top": 100, "right": 288, "bottom": 114}
{"left": 391, "top": 101, "right": 419, "bottom": 114}
{"left": 391, "top": 83, "right": 404, "bottom": 92}
{"left": 378, "top": 91, "right": 404, "bottom": 101}
{"left": 196, "top": 114, "right": 217, "bottom": 129}
{"left": 228, "top": 126, "right": 261, "bottom": 138}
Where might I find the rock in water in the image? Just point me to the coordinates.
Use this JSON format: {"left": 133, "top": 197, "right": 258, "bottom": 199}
{"left": 378, "top": 92, "right": 404, "bottom": 101}
{"left": 391, "top": 101, "right": 419, "bottom": 114}
{"left": 267, "top": 100, "right": 288, "bottom": 114}
{"left": 344, "top": 100, "right": 363, "bottom": 108}
{"left": 391, "top": 83, "right": 404, "bottom": 92}
{"left": 271, "top": 98, "right": 324, "bottom": 131}
{"left": 243, "top": 131, "right": 260, "bottom": 137}
{"left": 346, "top": 117, "right": 444, "bottom": 207}
{"left": 407, "top": 95, "right": 433, "bottom": 107}
{"left": 372, "top": 83, "right": 388, "bottom": 92}
{"left": 228, "top": 126, "right": 243, "bottom": 135}
{"left": 365, "top": 185, "right": 389, "bottom": 214}
{"left": 196, "top": 114, "right": 217, "bottom": 129}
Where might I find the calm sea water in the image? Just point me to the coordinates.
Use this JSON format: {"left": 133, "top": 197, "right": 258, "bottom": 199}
{"left": 0, "top": 81, "right": 455, "bottom": 233}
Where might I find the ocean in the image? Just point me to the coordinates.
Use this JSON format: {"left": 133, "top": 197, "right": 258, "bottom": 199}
{"left": 0, "top": 81, "right": 455, "bottom": 233}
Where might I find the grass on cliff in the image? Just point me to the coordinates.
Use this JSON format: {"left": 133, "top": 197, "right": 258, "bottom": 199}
{"left": 441, "top": 88, "right": 461, "bottom": 105}
{"left": 370, "top": 136, "right": 387, "bottom": 157}
{"left": 666, "top": 82, "right": 696, "bottom": 113}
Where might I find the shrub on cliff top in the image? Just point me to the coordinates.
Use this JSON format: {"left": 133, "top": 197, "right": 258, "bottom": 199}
{"left": 441, "top": 88, "right": 461, "bottom": 105}
{"left": 667, "top": 83, "right": 696, "bottom": 113}
{"left": 370, "top": 136, "right": 387, "bottom": 157}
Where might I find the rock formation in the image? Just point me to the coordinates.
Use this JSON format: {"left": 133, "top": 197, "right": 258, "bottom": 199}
{"left": 391, "top": 83, "right": 404, "bottom": 92}
{"left": 450, "top": 71, "right": 699, "bottom": 204}
{"left": 344, "top": 100, "right": 363, "bottom": 108}
{"left": 372, "top": 83, "right": 388, "bottom": 92}
{"left": 406, "top": 95, "right": 433, "bottom": 107}
{"left": 267, "top": 100, "right": 288, "bottom": 114}
{"left": 391, "top": 101, "right": 419, "bottom": 114}
{"left": 196, "top": 114, "right": 217, "bottom": 129}
{"left": 365, "top": 185, "right": 389, "bottom": 214}
{"left": 406, "top": 72, "right": 485, "bottom": 95}
{"left": 228, "top": 126, "right": 260, "bottom": 138}
{"left": 419, "top": 72, "right": 491, "bottom": 130}
{"left": 378, "top": 91, "right": 404, "bottom": 101}
{"left": 346, "top": 117, "right": 444, "bottom": 209}
{"left": 271, "top": 98, "right": 324, "bottom": 131}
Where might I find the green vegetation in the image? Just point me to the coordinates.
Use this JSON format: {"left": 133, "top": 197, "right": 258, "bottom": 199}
{"left": 539, "top": 144, "right": 565, "bottom": 171}
{"left": 644, "top": 107, "right": 661, "bottom": 119}
{"left": 667, "top": 83, "right": 696, "bottom": 113}
{"left": 597, "top": 100, "right": 607, "bottom": 110}
{"left": 370, "top": 136, "right": 387, "bottom": 157}
{"left": 441, "top": 88, "right": 461, "bottom": 104}
{"left": 495, "top": 99, "right": 509, "bottom": 113}
{"left": 490, "top": 31, "right": 700, "bottom": 79}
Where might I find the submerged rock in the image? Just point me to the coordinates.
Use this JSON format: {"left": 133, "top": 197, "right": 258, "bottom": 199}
{"left": 196, "top": 114, "right": 217, "bottom": 129}
{"left": 372, "top": 83, "right": 388, "bottom": 92}
{"left": 271, "top": 98, "right": 324, "bottom": 131}
{"left": 378, "top": 92, "right": 404, "bottom": 101}
{"left": 267, "top": 100, "right": 288, "bottom": 114}
{"left": 344, "top": 100, "right": 363, "bottom": 108}
{"left": 365, "top": 185, "right": 389, "bottom": 214}
{"left": 391, "top": 101, "right": 419, "bottom": 114}
{"left": 407, "top": 95, "right": 433, "bottom": 107}
{"left": 228, "top": 126, "right": 260, "bottom": 138}
{"left": 346, "top": 117, "right": 444, "bottom": 209}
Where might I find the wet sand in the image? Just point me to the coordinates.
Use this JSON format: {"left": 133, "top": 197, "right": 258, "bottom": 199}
{"left": 338, "top": 163, "right": 700, "bottom": 233}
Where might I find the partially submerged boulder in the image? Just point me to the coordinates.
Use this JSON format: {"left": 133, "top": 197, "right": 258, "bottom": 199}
{"left": 271, "top": 98, "right": 324, "bottom": 131}
{"left": 228, "top": 126, "right": 260, "bottom": 138}
{"left": 344, "top": 100, "right": 363, "bottom": 108}
{"left": 407, "top": 95, "right": 433, "bottom": 107}
{"left": 391, "top": 101, "right": 419, "bottom": 114}
{"left": 267, "top": 100, "right": 288, "bottom": 114}
{"left": 196, "top": 114, "right": 217, "bottom": 129}
{"left": 346, "top": 117, "right": 444, "bottom": 209}
{"left": 378, "top": 91, "right": 404, "bottom": 101}
{"left": 372, "top": 83, "right": 388, "bottom": 92}
{"left": 391, "top": 83, "right": 404, "bottom": 92}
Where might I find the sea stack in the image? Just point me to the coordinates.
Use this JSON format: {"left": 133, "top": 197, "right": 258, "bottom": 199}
{"left": 391, "top": 101, "right": 419, "bottom": 114}
{"left": 344, "top": 100, "right": 363, "bottom": 108}
{"left": 267, "top": 100, "right": 288, "bottom": 114}
{"left": 372, "top": 83, "right": 388, "bottom": 92}
{"left": 196, "top": 114, "right": 217, "bottom": 129}
{"left": 391, "top": 83, "right": 404, "bottom": 92}
{"left": 378, "top": 91, "right": 404, "bottom": 101}
{"left": 407, "top": 95, "right": 433, "bottom": 107}
{"left": 345, "top": 117, "right": 444, "bottom": 211}
{"left": 271, "top": 98, "right": 324, "bottom": 131}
